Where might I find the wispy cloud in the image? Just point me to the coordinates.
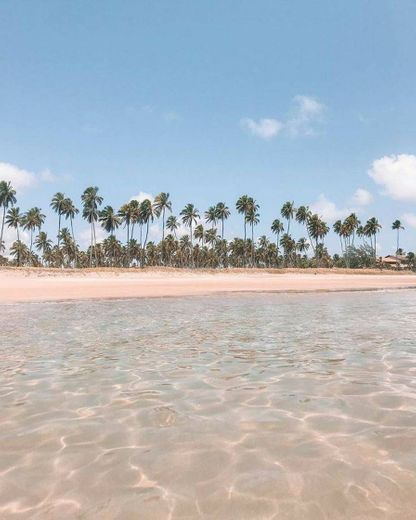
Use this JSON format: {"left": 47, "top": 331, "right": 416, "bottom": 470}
{"left": 240, "top": 95, "right": 326, "bottom": 140}
{"left": 240, "top": 118, "right": 283, "bottom": 140}
{"left": 402, "top": 213, "right": 416, "bottom": 229}
{"left": 286, "top": 95, "right": 326, "bottom": 137}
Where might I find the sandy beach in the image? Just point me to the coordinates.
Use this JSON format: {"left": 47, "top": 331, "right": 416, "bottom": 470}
{"left": 1, "top": 267, "right": 415, "bottom": 303}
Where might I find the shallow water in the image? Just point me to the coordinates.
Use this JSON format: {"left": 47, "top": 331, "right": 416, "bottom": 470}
{"left": 1, "top": 291, "right": 416, "bottom": 519}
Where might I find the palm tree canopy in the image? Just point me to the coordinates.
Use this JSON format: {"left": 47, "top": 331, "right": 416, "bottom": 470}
{"left": 5, "top": 207, "right": 22, "bottom": 228}
{"left": 180, "top": 203, "right": 200, "bottom": 226}
{"left": 392, "top": 219, "right": 404, "bottom": 230}
{"left": 99, "top": 205, "right": 121, "bottom": 234}
{"left": 0, "top": 181, "right": 17, "bottom": 208}
{"left": 153, "top": 192, "right": 172, "bottom": 216}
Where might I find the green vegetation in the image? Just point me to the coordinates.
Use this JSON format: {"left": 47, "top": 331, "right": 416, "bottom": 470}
{"left": 0, "top": 181, "right": 413, "bottom": 269}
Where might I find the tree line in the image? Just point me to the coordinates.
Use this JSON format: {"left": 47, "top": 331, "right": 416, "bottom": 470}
{"left": 0, "top": 180, "right": 412, "bottom": 269}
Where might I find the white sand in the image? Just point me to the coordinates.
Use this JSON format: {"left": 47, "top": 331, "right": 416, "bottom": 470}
{"left": 0, "top": 268, "right": 415, "bottom": 303}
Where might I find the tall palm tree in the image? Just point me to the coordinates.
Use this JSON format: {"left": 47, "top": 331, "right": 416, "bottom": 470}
{"left": 153, "top": 192, "right": 172, "bottom": 241}
{"left": 215, "top": 202, "right": 230, "bottom": 239}
{"left": 50, "top": 192, "right": 66, "bottom": 247}
{"left": 236, "top": 195, "right": 252, "bottom": 241}
{"left": 271, "top": 218, "right": 284, "bottom": 263}
{"left": 81, "top": 186, "right": 103, "bottom": 266}
{"left": 0, "top": 181, "right": 17, "bottom": 249}
{"left": 99, "top": 205, "right": 120, "bottom": 236}
{"left": 281, "top": 201, "right": 295, "bottom": 234}
{"left": 333, "top": 220, "right": 344, "bottom": 254}
{"left": 166, "top": 215, "right": 179, "bottom": 238}
{"left": 22, "top": 207, "right": 46, "bottom": 256}
{"left": 140, "top": 199, "right": 157, "bottom": 250}
{"left": 392, "top": 220, "right": 404, "bottom": 255}
{"left": 205, "top": 206, "right": 218, "bottom": 229}
{"left": 295, "top": 205, "right": 314, "bottom": 254}
{"left": 307, "top": 214, "right": 329, "bottom": 265}
{"left": 62, "top": 197, "right": 79, "bottom": 244}
{"left": 180, "top": 204, "right": 200, "bottom": 247}
{"left": 364, "top": 217, "right": 382, "bottom": 258}
{"left": 5, "top": 207, "right": 22, "bottom": 243}
{"left": 245, "top": 201, "right": 259, "bottom": 266}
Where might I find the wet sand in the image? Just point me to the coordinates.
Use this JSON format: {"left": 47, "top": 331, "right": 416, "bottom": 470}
{"left": 0, "top": 268, "right": 415, "bottom": 303}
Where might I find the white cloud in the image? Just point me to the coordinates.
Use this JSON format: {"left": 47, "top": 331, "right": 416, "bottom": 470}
{"left": 0, "top": 162, "right": 57, "bottom": 191}
{"left": 350, "top": 188, "right": 373, "bottom": 206}
{"left": 0, "top": 162, "right": 36, "bottom": 190}
{"left": 368, "top": 154, "right": 416, "bottom": 201}
{"left": 287, "top": 95, "right": 326, "bottom": 137}
{"left": 240, "top": 118, "right": 283, "bottom": 140}
{"left": 310, "top": 194, "right": 352, "bottom": 221}
{"left": 402, "top": 213, "right": 416, "bottom": 229}
{"left": 130, "top": 191, "right": 154, "bottom": 203}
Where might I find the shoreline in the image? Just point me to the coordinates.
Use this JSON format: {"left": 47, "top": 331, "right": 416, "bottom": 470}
{"left": 1, "top": 267, "right": 416, "bottom": 303}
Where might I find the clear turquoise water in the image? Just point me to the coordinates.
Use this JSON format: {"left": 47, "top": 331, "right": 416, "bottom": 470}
{"left": 1, "top": 291, "right": 416, "bottom": 519}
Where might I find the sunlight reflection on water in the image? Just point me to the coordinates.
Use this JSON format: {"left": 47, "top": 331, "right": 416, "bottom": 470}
{"left": 1, "top": 291, "right": 416, "bottom": 519}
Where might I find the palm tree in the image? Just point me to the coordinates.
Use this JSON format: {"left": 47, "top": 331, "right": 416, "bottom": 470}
{"left": 180, "top": 204, "right": 200, "bottom": 247}
{"left": 245, "top": 201, "right": 259, "bottom": 266}
{"left": 22, "top": 207, "right": 46, "bottom": 256}
{"left": 99, "top": 205, "right": 120, "bottom": 236}
{"left": 62, "top": 197, "right": 79, "bottom": 243}
{"left": 392, "top": 220, "right": 404, "bottom": 255}
{"left": 236, "top": 195, "right": 252, "bottom": 241}
{"left": 194, "top": 224, "right": 205, "bottom": 245}
{"left": 5, "top": 207, "right": 22, "bottom": 243}
{"left": 166, "top": 215, "right": 179, "bottom": 238}
{"left": 307, "top": 214, "right": 329, "bottom": 265}
{"left": 205, "top": 205, "right": 218, "bottom": 229}
{"left": 364, "top": 217, "right": 382, "bottom": 258}
{"left": 35, "top": 231, "right": 53, "bottom": 264}
{"left": 140, "top": 199, "right": 157, "bottom": 250}
{"left": 271, "top": 218, "right": 284, "bottom": 264}
{"left": 215, "top": 202, "right": 230, "bottom": 239}
{"left": 281, "top": 201, "right": 295, "bottom": 234}
{"left": 81, "top": 186, "right": 103, "bottom": 266}
{"left": 0, "top": 181, "right": 17, "bottom": 249}
{"left": 153, "top": 192, "right": 172, "bottom": 241}
{"left": 50, "top": 192, "right": 66, "bottom": 247}
{"left": 296, "top": 205, "right": 314, "bottom": 254}
{"left": 333, "top": 220, "right": 343, "bottom": 254}
{"left": 10, "top": 240, "right": 29, "bottom": 266}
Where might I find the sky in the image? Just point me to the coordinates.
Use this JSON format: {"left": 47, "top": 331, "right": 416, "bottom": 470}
{"left": 1, "top": 0, "right": 416, "bottom": 253}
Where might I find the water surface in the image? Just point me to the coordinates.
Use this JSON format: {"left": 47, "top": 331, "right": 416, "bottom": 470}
{"left": 1, "top": 291, "right": 416, "bottom": 519}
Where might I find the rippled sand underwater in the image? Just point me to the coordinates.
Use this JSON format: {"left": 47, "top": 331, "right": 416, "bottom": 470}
{"left": 1, "top": 291, "right": 416, "bottom": 519}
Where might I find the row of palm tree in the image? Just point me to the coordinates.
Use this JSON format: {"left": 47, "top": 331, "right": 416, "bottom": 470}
{"left": 0, "top": 179, "right": 406, "bottom": 269}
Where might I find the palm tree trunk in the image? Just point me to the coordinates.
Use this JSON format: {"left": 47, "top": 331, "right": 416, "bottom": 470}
{"left": 57, "top": 213, "right": 61, "bottom": 248}
{"left": 221, "top": 217, "right": 224, "bottom": 239}
{"left": 0, "top": 206, "right": 5, "bottom": 249}
{"left": 70, "top": 217, "right": 75, "bottom": 244}
{"left": 251, "top": 223, "right": 254, "bottom": 267}
{"left": 90, "top": 223, "right": 93, "bottom": 267}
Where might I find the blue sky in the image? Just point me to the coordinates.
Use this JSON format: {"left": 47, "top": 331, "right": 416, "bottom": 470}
{"left": 1, "top": 0, "right": 416, "bottom": 253}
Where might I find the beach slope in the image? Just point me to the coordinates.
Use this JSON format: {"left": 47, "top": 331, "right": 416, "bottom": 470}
{"left": 1, "top": 268, "right": 416, "bottom": 303}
